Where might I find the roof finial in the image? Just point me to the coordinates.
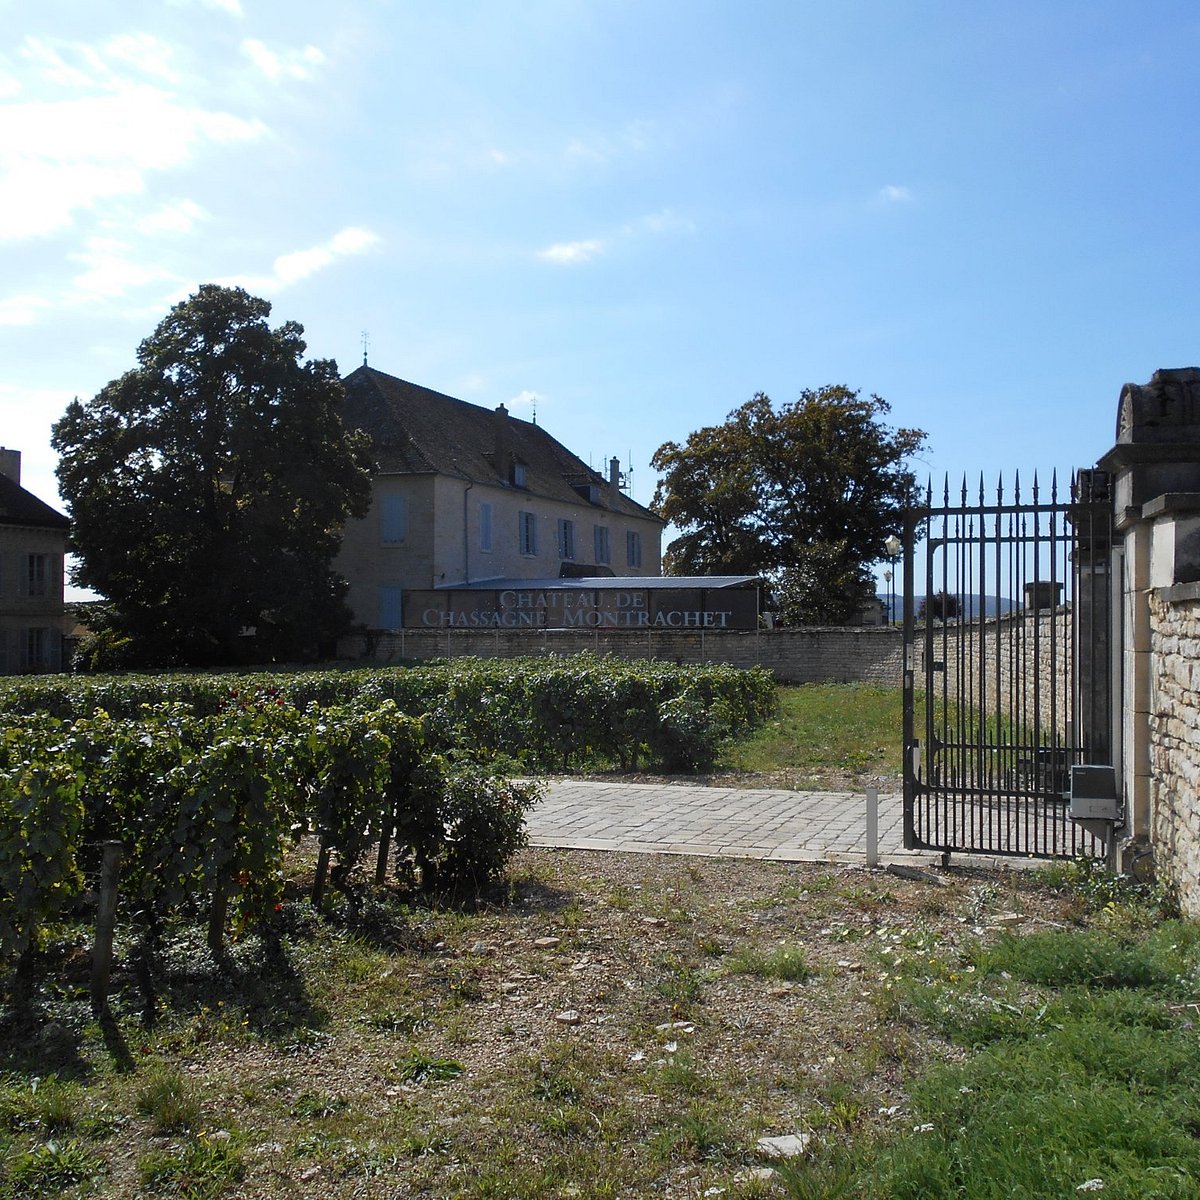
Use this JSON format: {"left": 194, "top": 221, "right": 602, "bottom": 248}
{"left": 531, "top": 395, "right": 537, "bottom": 426}
{"left": 361, "top": 329, "right": 370, "bottom": 367}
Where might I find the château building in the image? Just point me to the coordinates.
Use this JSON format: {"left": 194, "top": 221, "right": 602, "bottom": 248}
{"left": 337, "top": 366, "right": 665, "bottom": 630}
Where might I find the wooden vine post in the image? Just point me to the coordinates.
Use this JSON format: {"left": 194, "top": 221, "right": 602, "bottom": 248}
{"left": 91, "top": 840, "right": 124, "bottom": 1015}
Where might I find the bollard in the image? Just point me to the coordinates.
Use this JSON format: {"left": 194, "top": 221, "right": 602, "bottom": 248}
{"left": 865, "top": 788, "right": 879, "bottom": 868}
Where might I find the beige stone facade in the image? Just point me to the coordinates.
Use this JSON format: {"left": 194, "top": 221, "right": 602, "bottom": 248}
{"left": 0, "top": 448, "right": 69, "bottom": 673}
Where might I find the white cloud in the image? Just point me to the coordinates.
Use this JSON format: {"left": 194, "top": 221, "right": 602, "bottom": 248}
{"left": 222, "top": 226, "right": 382, "bottom": 293}
{"left": 537, "top": 209, "right": 693, "bottom": 266}
{"left": 166, "top": 0, "right": 244, "bottom": 15}
{"left": 538, "top": 238, "right": 607, "bottom": 265}
{"left": 0, "top": 294, "right": 53, "bottom": 327}
{"left": 69, "top": 236, "right": 179, "bottom": 300}
{"left": 136, "top": 198, "right": 209, "bottom": 235}
{"left": 879, "top": 184, "right": 914, "bottom": 203}
{"left": 0, "top": 34, "right": 267, "bottom": 243}
{"left": 508, "top": 389, "right": 542, "bottom": 413}
{"left": 240, "top": 38, "right": 325, "bottom": 83}
{"left": 102, "top": 33, "right": 182, "bottom": 84}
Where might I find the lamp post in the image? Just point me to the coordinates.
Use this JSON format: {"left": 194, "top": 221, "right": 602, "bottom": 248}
{"left": 884, "top": 535, "right": 901, "bottom": 624}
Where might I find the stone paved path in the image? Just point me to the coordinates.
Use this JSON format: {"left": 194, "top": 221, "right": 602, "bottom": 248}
{"left": 527, "top": 779, "right": 917, "bottom": 864}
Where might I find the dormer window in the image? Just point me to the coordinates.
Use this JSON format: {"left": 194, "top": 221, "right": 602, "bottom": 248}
{"left": 572, "top": 482, "right": 601, "bottom": 504}
{"left": 512, "top": 461, "right": 527, "bottom": 488}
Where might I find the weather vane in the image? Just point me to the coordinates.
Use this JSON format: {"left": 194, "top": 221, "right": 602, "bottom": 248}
{"left": 361, "top": 330, "right": 370, "bottom": 367}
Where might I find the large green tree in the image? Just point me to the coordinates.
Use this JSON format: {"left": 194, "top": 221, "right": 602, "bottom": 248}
{"left": 651, "top": 387, "right": 926, "bottom": 624}
{"left": 53, "top": 285, "right": 373, "bottom": 667}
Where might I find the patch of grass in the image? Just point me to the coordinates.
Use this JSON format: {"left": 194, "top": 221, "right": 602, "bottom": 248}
{"left": 135, "top": 1066, "right": 201, "bottom": 1135}
{"left": 973, "top": 925, "right": 1196, "bottom": 990}
{"left": 289, "top": 1089, "right": 348, "bottom": 1119}
{"left": 726, "top": 943, "right": 813, "bottom": 982}
{"left": 137, "top": 1137, "right": 244, "bottom": 1198}
{"left": 721, "top": 684, "right": 902, "bottom": 782}
{"left": 396, "top": 1052, "right": 465, "bottom": 1084}
{"left": 650, "top": 1102, "right": 734, "bottom": 1164}
{"left": 4, "top": 1137, "right": 97, "bottom": 1197}
{"left": 0, "top": 1075, "right": 83, "bottom": 1135}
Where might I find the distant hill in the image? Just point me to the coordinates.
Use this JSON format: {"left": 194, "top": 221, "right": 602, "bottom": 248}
{"left": 878, "top": 594, "right": 1020, "bottom": 622}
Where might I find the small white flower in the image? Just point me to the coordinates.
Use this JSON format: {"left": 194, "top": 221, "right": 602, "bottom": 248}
{"left": 912, "top": 1123, "right": 935, "bottom": 1133}
{"left": 1076, "top": 1181, "right": 1105, "bottom": 1193}
{"left": 878, "top": 1105, "right": 901, "bottom": 1117}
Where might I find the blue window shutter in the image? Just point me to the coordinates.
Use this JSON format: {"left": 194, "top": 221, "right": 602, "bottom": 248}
{"left": 380, "top": 585, "right": 403, "bottom": 629}
{"left": 381, "top": 494, "right": 407, "bottom": 544}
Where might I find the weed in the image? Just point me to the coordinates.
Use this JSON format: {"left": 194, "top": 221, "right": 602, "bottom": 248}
{"left": 726, "top": 943, "right": 813, "bottom": 983}
{"left": 0, "top": 1075, "right": 82, "bottom": 1135}
{"left": 290, "top": 1090, "right": 348, "bottom": 1119}
{"left": 135, "top": 1066, "right": 201, "bottom": 1135}
{"left": 397, "top": 1053, "right": 465, "bottom": 1084}
{"left": 6, "top": 1137, "right": 97, "bottom": 1196}
{"left": 138, "top": 1137, "right": 244, "bottom": 1198}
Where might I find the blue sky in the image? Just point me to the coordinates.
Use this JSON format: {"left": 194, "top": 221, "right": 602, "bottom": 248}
{"left": 4, "top": 0, "right": 1200, "bottom": 593}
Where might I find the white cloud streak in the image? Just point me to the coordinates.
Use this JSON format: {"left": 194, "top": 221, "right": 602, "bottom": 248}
{"left": 537, "top": 208, "right": 693, "bottom": 267}
{"left": 879, "top": 184, "right": 914, "bottom": 203}
{"left": 0, "top": 35, "right": 266, "bottom": 242}
{"left": 240, "top": 39, "right": 326, "bottom": 83}
{"left": 221, "top": 226, "right": 382, "bottom": 293}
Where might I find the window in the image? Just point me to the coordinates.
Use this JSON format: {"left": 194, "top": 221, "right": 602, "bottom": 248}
{"left": 519, "top": 511, "right": 538, "bottom": 556}
{"left": 626, "top": 530, "right": 642, "bottom": 568}
{"left": 593, "top": 524, "right": 610, "bottom": 564}
{"left": 380, "top": 585, "right": 403, "bottom": 630}
{"left": 26, "top": 554, "right": 48, "bottom": 597}
{"left": 558, "top": 518, "right": 575, "bottom": 560}
{"left": 23, "top": 627, "right": 51, "bottom": 671}
{"left": 512, "top": 462, "right": 528, "bottom": 488}
{"left": 479, "top": 502, "right": 493, "bottom": 553}
{"left": 380, "top": 494, "right": 407, "bottom": 544}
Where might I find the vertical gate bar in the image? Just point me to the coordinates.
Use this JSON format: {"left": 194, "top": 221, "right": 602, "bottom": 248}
{"left": 1031, "top": 473, "right": 1044, "bottom": 855}
{"left": 998, "top": 477, "right": 1008, "bottom": 854}
{"left": 974, "top": 474, "right": 987, "bottom": 852}
{"left": 902, "top": 495, "right": 919, "bottom": 851}
{"left": 1021, "top": 488, "right": 1032, "bottom": 856}
{"left": 947, "top": 504, "right": 957, "bottom": 847}
{"left": 1051, "top": 482, "right": 1060, "bottom": 859}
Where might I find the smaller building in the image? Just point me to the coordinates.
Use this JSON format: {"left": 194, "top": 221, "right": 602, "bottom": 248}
{"left": 0, "top": 448, "right": 69, "bottom": 672}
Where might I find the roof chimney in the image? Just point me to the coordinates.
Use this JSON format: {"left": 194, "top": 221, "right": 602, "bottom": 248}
{"left": 608, "top": 456, "right": 623, "bottom": 496}
{"left": 494, "top": 404, "right": 512, "bottom": 479}
{"left": 0, "top": 448, "right": 20, "bottom": 484}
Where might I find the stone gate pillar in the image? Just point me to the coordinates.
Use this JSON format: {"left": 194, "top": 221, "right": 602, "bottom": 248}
{"left": 1097, "top": 368, "right": 1200, "bottom": 851}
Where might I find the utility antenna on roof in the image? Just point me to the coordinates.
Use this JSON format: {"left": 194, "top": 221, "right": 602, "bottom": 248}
{"left": 361, "top": 330, "right": 370, "bottom": 367}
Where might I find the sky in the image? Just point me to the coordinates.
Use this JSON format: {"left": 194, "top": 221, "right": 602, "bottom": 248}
{"left": 5, "top": 0, "right": 1200, "bottom": 597}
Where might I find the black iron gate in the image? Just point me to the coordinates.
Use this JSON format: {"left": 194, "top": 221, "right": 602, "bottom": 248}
{"left": 901, "top": 472, "right": 1116, "bottom": 859}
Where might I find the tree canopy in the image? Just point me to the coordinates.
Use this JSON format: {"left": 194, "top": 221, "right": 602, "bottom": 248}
{"left": 53, "top": 285, "right": 373, "bottom": 667}
{"left": 651, "top": 387, "right": 926, "bottom": 624}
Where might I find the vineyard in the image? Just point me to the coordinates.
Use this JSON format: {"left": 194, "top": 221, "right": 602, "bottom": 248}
{"left": 0, "top": 655, "right": 775, "bottom": 1008}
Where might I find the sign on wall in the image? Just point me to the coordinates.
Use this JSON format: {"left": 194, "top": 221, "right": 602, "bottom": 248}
{"left": 404, "top": 587, "right": 759, "bottom": 631}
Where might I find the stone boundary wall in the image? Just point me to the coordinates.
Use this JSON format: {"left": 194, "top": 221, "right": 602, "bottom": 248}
{"left": 1148, "top": 585, "right": 1200, "bottom": 918}
{"left": 920, "top": 607, "right": 1073, "bottom": 737}
{"left": 337, "top": 626, "right": 903, "bottom": 686}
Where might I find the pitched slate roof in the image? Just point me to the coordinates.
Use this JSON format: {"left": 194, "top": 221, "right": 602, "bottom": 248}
{"left": 342, "top": 365, "right": 662, "bottom": 523}
{"left": 0, "top": 473, "right": 69, "bottom": 530}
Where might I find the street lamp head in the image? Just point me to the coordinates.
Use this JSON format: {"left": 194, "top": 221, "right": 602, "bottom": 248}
{"left": 884, "top": 535, "right": 901, "bottom": 559}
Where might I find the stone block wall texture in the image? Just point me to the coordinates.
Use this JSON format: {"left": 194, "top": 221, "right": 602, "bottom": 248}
{"left": 338, "top": 626, "right": 904, "bottom": 686}
{"left": 1148, "top": 589, "right": 1200, "bottom": 918}
{"left": 920, "top": 608, "right": 1074, "bottom": 738}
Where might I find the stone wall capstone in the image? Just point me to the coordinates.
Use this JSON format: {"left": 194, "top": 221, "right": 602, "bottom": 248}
{"left": 337, "top": 626, "right": 903, "bottom": 686}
